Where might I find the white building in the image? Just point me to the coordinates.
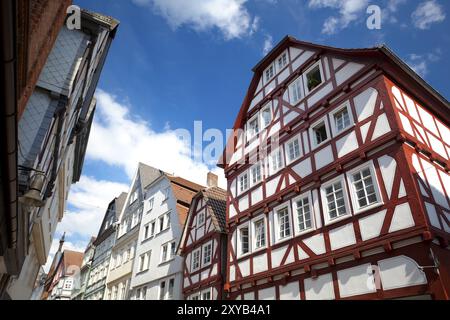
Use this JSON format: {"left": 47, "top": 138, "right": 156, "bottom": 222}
{"left": 104, "top": 163, "right": 162, "bottom": 300}
{"left": 129, "top": 174, "right": 203, "bottom": 300}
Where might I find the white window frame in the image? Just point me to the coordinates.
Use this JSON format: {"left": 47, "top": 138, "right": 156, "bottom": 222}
{"left": 138, "top": 251, "right": 151, "bottom": 272}
{"left": 158, "top": 280, "right": 166, "bottom": 300}
{"left": 330, "top": 101, "right": 354, "bottom": 136}
{"left": 149, "top": 220, "right": 156, "bottom": 237}
{"left": 236, "top": 221, "right": 251, "bottom": 258}
{"left": 163, "top": 187, "right": 170, "bottom": 202}
{"left": 260, "top": 102, "right": 272, "bottom": 129}
{"left": 309, "top": 116, "right": 331, "bottom": 150}
{"left": 251, "top": 215, "right": 267, "bottom": 253}
{"left": 285, "top": 134, "right": 302, "bottom": 165}
{"left": 292, "top": 192, "right": 315, "bottom": 236}
{"left": 238, "top": 171, "right": 249, "bottom": 194}
{"left": 246, "top": 113, "right": 260, "bottom": 142}
{"left": 147, "top": 197, "right": 154, "bottom": 213}
{"left": 267, "top": 147, "right": 285, "bottom": 176}
{"left": 288, "top": 76, "right": 304, "bottom": 105}
{"left": 201, "top": 288, "right": 212, "bottom": 300}
{"left": 167, "top": 278, "right": 175, "bottom": 300}
{"left": 303, "top": 60, "right": 325, "bottom": 95}
{"left": 197, "top": 210, "right": 206, "bottom": 226}
{"left": 191, "top": 247, "right": 201, "bottom": 271}
{"left": 273, "top": 203, "right": 293, "bottom": 244}
{"left": 264, "top": 62, "right": 275, "bottom": 83}
{"left": 250, "top": 162, "right": 263, "bottom": 187}
{"left": 346, "top": 161, "right": 383, "bottom": 215}
{"left": 202, "top": 241, "right": 213, "bottom": 267}
{"left": 320, "top": 175, "right": 351, "bottom": 226}
{"left": 276, "top": 50, "right": 288, "bottom": 71}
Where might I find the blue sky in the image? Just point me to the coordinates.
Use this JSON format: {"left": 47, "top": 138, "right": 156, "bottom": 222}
{"left": 48, "top": 0, "right": 449, "bottom": 267}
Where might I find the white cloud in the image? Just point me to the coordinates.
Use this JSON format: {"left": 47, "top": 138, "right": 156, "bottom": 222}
{"left": 412, "top": 0, "right": 446, "bottom": 29}
{"left": 132, "top": 0, "right": 259, "bottom": 40}
{"left": 57, "top": 176, "right": 129, "bottom": 238}
{"left": 308, "top": 0, "right": 369, "bottom": 34}
{"left": 87, "top": 89, "right": 226, "bottom": 188}
{"left": 262, "top": 34, "right": 273, "bottom": 55}
{"left": 383, "top": 0, "right": 407, "bottom": 23}
{"left": 406, "top": 49, "right": 442, "bottom": 77}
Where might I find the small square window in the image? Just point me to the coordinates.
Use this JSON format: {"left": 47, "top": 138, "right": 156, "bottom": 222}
{"left": 197, "top": 211, "right": 205, "bottom": 226}
{"left": 332, "top": 104, "right": 353, "bottom": 135}
{"left": 305, "top": 63, "right": 323, "bottom": 93}
{"left": 324, "top": 181, "right": 347, "bottom": 220}
{"left": 348, "top": 164, "right": 381, "bottom": 213}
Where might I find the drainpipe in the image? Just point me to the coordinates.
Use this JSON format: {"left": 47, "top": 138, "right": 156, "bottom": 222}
{"left": 0, "top": 0, "right": 18, "bottom": 298}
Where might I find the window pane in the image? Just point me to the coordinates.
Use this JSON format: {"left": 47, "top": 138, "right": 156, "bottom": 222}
{"left": 306, "top": 65, "right": 322, "bottom": 91}
{"left": 240, "top": 227, "right": 249, "bottom": 254}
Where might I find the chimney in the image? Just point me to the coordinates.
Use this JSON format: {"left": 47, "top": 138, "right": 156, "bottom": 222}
{"left": 206, "top": 172, "right": 218, "bottom": 188}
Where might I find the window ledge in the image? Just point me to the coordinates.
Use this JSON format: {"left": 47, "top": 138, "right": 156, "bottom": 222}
{"left": 353, "top": 202, "right": 384, "bottom": 215}
{"left": 324, "top": 213, "right": 352, "bottom": 227}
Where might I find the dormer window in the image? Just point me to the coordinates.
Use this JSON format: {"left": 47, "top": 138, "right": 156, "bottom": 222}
{"left": 304, "top": 61, "right": 324, "bottom": 94}
{"left": 265, "top": 63, "right": 275, "bottom": 82}
{"left": 277, "top": 52, "right": 287, "bottom": 70}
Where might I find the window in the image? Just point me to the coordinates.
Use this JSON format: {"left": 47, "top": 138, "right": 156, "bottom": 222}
{"left": 247, "top": 115, "right": 260, "bottom": 140}
{"left": 159, "top": 216, "right": 165, "bottom": 232}
{"left": 348, "top": 165, "right": 380, "bottom": 213}
{"left": 268, "top": 148, "right": 284, "bottom": 175}
{"left": 202, "top": 242, "right": 212, "bottom": 266}
{"left": 159, "top": 281, "right": 166, "bottom": 300}
{"left": 265, "top": 63, "right": 274, "bottom": 82}
{"left": 250, "top": 163, "right": 262, "bottom": 186}
{"left": 169, "top": 241, "right": 176, "bottom": 259}
{"left": 293, "top": 194, "right": 313, "bottom": 234}
{"left": 323, "top": 179, "right": 348, "bottom": 221}
{"left": 277, "top": 52, "right": 287, "bottom": 70}
{"left": 198, "top": 210, "right": 205, "bottom": 226}
{"left": 238, "top": 172, "right": 249, "bottom": 194}
{"left": 277, "top": 207, "right": 291, "bottom": 240}
{"left": 261, "top": 104, "right": 272, "bottom": 128}
{"left": 304, "top": 62, "right": 323, "bottom": 93}
{"left": 167, "top": 278, "right": 175, "bottom": 299}
{"left": 289, "top": 77, "right": 303, "bottom": 104}
{"left": 332, "top": 104, "right": 352, "bottom": 135}
{"left": 150, "top": 221, "right": 156, "bottom": 237}
{"left": 161, "top": 241, "right": 174, "bottom": 263}
{"left": 129, "top": 191, "right": 138, "bottom": 204}
{"left": 138, "top": 251, "right": 150, "bottom": 272}
{"left": 191, "top": 294, "right": 200, "bottom": 300}
{"left": 286, "top": 136, "right": 301, "bottom": 164}
{"left": 147, "top": 197, "right": 154, "bottom": 212}
{"left": 163, "top": 187, "right": 170, "bottom": 201}
{"left": 144, "top": 224, "right": 150, "bottom": 240}
{"left": 253, "top": 218, "right": 266, "bottom": 250}
{"left": 165, "top": 212, "right": 171, "bottom": 229}
{"left": 192, "top": 248, "right": 201, "bottom": 271}
{"left": 63, "top": 278, "right": 73, "bottom": 290}
{"left": 312, "top": 121, "right": 328, "bottom": 146}
{"left": 239, "top": 225, "right": 249, "bottom": 256}
{"left": 202, "top": 290, "right": 211, "bottom": 300}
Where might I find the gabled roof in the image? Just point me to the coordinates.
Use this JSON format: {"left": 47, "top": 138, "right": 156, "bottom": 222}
{"left": 63, "top": 250, "right": 83, "bottom": 275}
{"left": 178, "top": 186, "right": 227, "bottom": 254}
{"left": 218, "top": 35, "right": 450, "bottom": 169}
{"left": 137, "top": 162, "right": 164, "bottom": 189}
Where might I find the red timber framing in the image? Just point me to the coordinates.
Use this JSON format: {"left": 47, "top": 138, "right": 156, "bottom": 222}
{"left": 219, "top": 36, "right": 450, "bottom": 300}
{"left": 178, "top": 187, "right": 227, "bottom": 300}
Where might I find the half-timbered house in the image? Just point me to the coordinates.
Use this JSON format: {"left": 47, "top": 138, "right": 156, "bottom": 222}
{"left": 178, "top": 173, "right": 227, "bottom": 300}
{"left": 218, "top": 36, "right": 450, "bottom": 300}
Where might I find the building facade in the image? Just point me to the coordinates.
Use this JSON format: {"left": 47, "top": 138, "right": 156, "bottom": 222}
{"left": 84, "top": 193, "right": 127, "bottom": 300}
{"left": 4, "top": 10, "right": 119, "bottom": 300}
{"left": 104, "top": 164, "right": 162, "bottom": 300}
{"left": 129, "top": 173, "right": 203, "bottom": 300}
{"left": 219, "top": 36, "right": 450, "bottom": 300}
{"left": 178, "top": 174, "right": 227, "bottom": 300}
{"left": 0, "top": 0, "right": 72, "bottom": 299}
{"left": 71, "top": 237, "right": 96, "bottom": 300}
{"left": 41, "top": 235, "right": 83, "bottom": 300}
